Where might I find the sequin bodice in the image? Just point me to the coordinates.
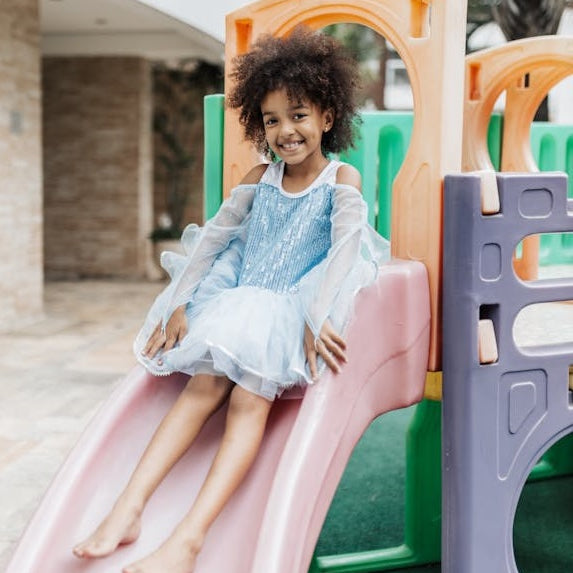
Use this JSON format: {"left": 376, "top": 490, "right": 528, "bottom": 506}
{"left": 238, "top": 161, "right": 338, "bottom": 293}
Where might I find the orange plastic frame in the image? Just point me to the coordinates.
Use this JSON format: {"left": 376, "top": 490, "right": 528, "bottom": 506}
{"left": 223, "top": 0, "right": 468, "bottom": 370}
{"left": 463, "top": 36, "right": 573, "bottom": 279}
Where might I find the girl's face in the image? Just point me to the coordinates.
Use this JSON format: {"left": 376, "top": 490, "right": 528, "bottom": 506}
{"left": 261, "top": 88, "right": 333, "bottom": 167}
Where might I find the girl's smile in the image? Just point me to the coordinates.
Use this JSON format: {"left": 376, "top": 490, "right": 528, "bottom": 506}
{"left": 279, "top": 140, "right": 303, "bottom": 153}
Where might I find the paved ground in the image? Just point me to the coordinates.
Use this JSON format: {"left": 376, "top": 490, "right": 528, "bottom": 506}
{"left": 0, "top": 280, "right": 162, "bottom": 570}
{"left": 0, "top": 269, "right": 572, "bottom": 570}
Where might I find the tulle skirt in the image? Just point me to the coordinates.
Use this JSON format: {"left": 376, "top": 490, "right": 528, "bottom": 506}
{"left": 134, "top": 228, "right": 389, "bottom": 400}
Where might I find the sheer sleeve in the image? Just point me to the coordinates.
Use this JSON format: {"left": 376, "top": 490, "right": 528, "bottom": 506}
{"left": 301, "top": 184, "right": 390, "bottom": 337}
{"left": 162, "top": 184, "right": 255, "bottom": 325}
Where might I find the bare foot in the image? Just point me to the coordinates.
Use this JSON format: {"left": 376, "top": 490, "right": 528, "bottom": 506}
{"left": 73, "top": 497, "right": 142, "bottom": 559}
{"left": 122, "top": 532, "right": 202, "bottom": 573}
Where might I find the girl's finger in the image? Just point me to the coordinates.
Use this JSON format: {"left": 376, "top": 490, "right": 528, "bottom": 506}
{"left": 323, "top": 325, "right": 346, "bottom": 350}
{"left": 148, "top": 332, "right": 167, "bottom": 358}
{"left": 330, "top": 331, "right": 346, "bottom": 350}
{"left": 142, "top": 324, "right": 161, "bottom": 355}
{"left": 143, "top": 333, "right": 159, "bottom": 356}
{"left": 314, "top": 338, "right": 340, "bottom": 374}
{"left": 163, "top": 330, "right": 178, "bottom": 352}
{"left": 322, "top": 336, "right": 347, "bottom": 363}
{"left": 320, "top": 346, "right": 341, "bottom": 374}
{"left": 307, "top": 348, "right": 318, "bottom": 381}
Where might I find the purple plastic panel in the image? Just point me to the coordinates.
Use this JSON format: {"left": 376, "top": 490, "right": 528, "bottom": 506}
{"left": 442, "top": 172, "right": 573, "bottom": 573}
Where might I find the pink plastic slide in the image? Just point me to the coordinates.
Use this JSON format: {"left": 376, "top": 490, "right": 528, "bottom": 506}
{"left": 6, "top": 259, "right": 430, "bottom": 573}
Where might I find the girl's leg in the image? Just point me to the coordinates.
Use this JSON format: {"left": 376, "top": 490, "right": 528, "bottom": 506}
{"left": 73, "top": 373, "right": 233, "bottom": 559}
{"left": 122, "top": 384, "right": 273, "bottom": 573}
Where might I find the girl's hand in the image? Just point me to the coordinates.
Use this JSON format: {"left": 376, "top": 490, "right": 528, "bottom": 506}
{"left": 304, "top": 320, "right": 347, "bottom": 381}
{"left": 142, "top": 305, "right": 188, "bottom": 359}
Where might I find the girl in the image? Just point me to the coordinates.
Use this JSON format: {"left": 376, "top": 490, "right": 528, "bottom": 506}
{"left": 73, "top": 26, "right": 389, "bottom": 573}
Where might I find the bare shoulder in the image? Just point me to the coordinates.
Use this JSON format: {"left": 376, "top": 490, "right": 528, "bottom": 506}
{"left": 335, "top": 163, "right": 362, "bottom": 192}
{"left": 240, "top": 163, "right": 269, "bottom": 185}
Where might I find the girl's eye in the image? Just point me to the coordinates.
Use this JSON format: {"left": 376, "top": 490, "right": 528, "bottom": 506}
{"left": 265, "top": 118, "right": 277, "bottom": 126}
{"left": 293, "top": 113, "right": 306, "bottom": 120}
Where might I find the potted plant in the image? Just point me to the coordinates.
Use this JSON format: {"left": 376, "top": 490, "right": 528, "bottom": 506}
{"left": 149, "top": 60, "right": 223, "bottom": 278}
{"left": 151, "top": 100, "right": 194, "bottom": 271}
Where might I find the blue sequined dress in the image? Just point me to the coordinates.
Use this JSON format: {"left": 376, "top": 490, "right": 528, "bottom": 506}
{"left": 134, "top": 160, "right": 390, "bottom": 400}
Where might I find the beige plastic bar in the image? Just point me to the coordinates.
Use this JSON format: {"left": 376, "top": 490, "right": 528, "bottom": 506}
{"left": 478, "top": 319, "right": 498, "bottom": 364}
{"left": 463, "top": 36, "right": 573, "bottom": 279}
{"left": 223, "top": 0, "right": 468, "bottom": 370}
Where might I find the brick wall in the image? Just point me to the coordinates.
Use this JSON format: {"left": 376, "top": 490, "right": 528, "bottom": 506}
{"left": 43, "top": 57, "right": 153, "bottom": 279}
{"left": 0, "top": 0, "right": 43, "bottom": 331}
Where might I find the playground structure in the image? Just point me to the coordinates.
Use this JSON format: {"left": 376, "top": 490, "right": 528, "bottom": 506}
{"left": 442, "top": 172, "right": 573, "bottom": 573}
{"left": 5, "top": 0, "right": 573, "bottom": 572}
{"left": 463, "top": 36, "right": 573, "bottom": 279}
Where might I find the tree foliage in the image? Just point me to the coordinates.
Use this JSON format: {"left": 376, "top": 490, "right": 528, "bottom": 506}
{"left": 467, "top": 0, "right": 497, "bottom": 42}
{"left": 492, "top": 0, "right": 566, "bottom": 39}
{"left": 491, "top": 0, "right": 567, "bottom": 120}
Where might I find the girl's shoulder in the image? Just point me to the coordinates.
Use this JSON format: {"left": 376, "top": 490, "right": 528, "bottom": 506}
{"left": 315, "top": 160, "right": 361, "bottom": 193}
{"left": 334, "top": 162, "right": 362, "bottom": 191}
{"left": 239, "top": 163, "right": 270, "bottom": 185}
{"left": 239, "top": 162, "right": 283, "bottom": 189}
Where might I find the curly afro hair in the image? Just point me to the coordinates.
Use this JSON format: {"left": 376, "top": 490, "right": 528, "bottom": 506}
{"left": 227, "top": 26, "right": 361, "bottom": 157}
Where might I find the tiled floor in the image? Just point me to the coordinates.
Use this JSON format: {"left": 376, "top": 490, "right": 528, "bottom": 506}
{"left": 0, "top": 280, "right": 162, "bottom": 570}
{"left": 0, "top": 269, "right": 572, "bottom": 570}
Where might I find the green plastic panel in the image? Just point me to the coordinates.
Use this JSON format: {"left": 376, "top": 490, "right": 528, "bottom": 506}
{"left": 310, "top": 400, "right": 441, "bottom": 573}
{"left": 339, "top": 112, "right": 502, "bottom": 239}
{"left": 530, "top": 123, "right": 573, "bottom": 265}
{"left": 340, "top": 112, "right": 413, "bottom": 239}
{"left": 487, "top": 113, "right": 503, "bottom": 171}
{"left": 203, "top": 94, "right": 225, "bottom": 221}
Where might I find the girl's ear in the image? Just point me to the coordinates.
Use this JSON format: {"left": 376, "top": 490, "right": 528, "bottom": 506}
{"left": 323, "top": 109, "right": 334, "bottom": 133}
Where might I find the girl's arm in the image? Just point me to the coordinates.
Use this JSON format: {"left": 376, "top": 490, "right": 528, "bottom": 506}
{"left": 144, "top": 164, "right": 267, "bottom": 358}
{"left": 166, "top": 163, "right": 267, "bottom": 312}
{"left": 302, "top": 164, "right": 377, "bottom": 379}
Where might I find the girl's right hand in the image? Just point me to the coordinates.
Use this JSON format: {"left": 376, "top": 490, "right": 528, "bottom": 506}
{"left": 303, "top": 320, "right": 347, "bottom": 382}
{"left": 142, "top": 305, "right": 188, "bottom": 359}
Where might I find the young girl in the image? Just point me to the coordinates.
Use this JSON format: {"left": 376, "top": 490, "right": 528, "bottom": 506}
{"left": 73, "top": 26, "right": 389, "bottom": 573}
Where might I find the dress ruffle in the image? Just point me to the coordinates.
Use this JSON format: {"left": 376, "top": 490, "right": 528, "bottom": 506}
{"left": 134, "top": 220, "right": 388, "bottom": 400}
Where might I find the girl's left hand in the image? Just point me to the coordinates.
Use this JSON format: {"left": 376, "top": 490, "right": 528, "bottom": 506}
{"left": 304, "top": 320, "right": 347, "bottom": 381}
{"left": 142, "top": 304, "right": 188, "bottom": 360}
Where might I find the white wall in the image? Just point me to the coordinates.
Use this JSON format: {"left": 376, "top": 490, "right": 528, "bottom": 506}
{"left": 552, "top": 8, "right": 573, "bottom": 124}
{"left": 136, "top": 0, "right": 251, "bottom": 42}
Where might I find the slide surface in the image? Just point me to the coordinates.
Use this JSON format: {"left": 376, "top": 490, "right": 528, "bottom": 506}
{"left": 6, "top": 259, "right": 430, "bottom": 573}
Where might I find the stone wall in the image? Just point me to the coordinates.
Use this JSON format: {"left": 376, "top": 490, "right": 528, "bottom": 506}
{"left": 0, "top": 0, "right": 43, "bottom": 331}
{"left": 43, "top": 57, "right": 153, "bottom": 279}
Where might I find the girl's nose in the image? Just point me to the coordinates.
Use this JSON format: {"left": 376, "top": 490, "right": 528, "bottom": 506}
{"left": 279, "top": 121, "right": 295, "bottom": 136}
